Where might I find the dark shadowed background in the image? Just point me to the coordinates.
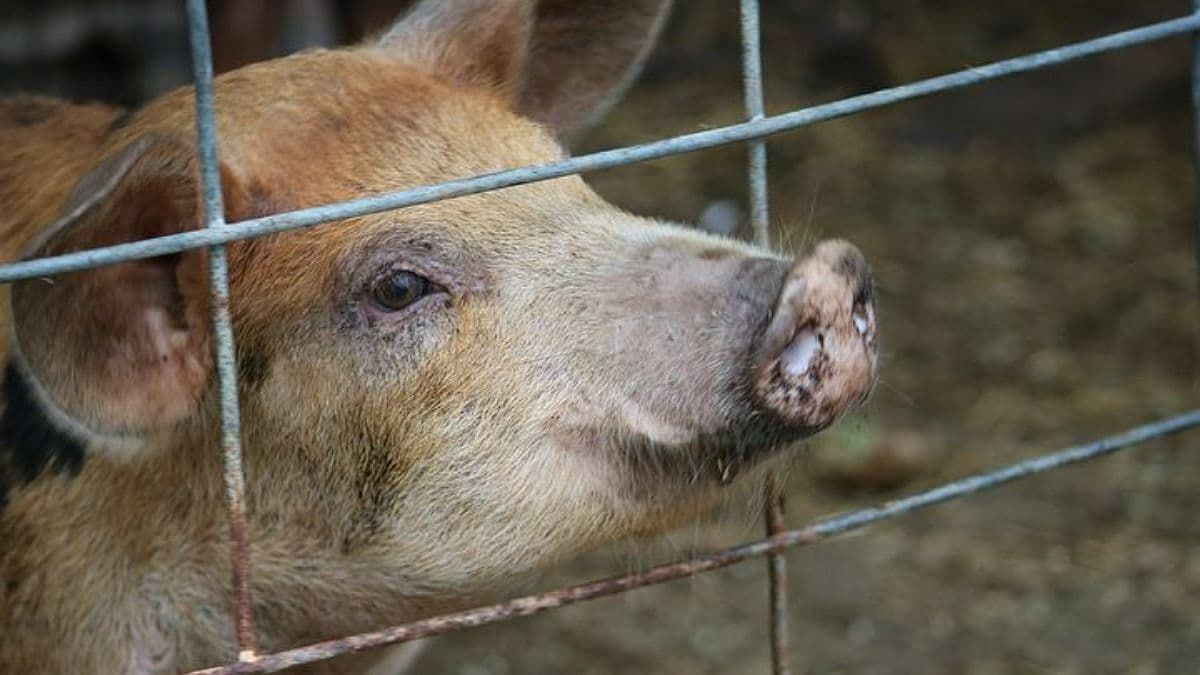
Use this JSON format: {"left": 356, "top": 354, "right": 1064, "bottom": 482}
{"left": 2, "top": 1, "right": 1198, "bottom": 673}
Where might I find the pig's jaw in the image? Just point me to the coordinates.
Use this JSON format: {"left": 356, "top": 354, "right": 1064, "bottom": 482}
{"left": 558, "top": 410, "right": 809, "bottom": 501}
{"left": 609, "top": 405, "right": 795, "bottom": 487}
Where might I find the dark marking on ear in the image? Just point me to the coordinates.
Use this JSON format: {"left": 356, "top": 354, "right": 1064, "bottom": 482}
{"left": 0, "top": 362, "right": 86, "bottom": 504}
{"left": 104, "top": 108, "right": 135, "bottom": 137}
{"left": 1, "top": 96, "right": 60, "bottom": 127}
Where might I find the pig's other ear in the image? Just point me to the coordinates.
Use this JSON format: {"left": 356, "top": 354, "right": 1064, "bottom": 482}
{"left": 518, "top": 0, "right": 673, "bottom": 142}
{"left": 380, "top": 0, "right": 534, "bottom": 102}
{"left": 10, "top": 134, "right": 236, "bottom": 444}
{"left": 380, "top": 0, "right": 673, "bottom": 143}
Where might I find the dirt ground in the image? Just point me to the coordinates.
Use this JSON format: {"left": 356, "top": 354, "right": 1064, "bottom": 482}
{"left": 412, "top": 2, "right": 1200, "bottom": 673}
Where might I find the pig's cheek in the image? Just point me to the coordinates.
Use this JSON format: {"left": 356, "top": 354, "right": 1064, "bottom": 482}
{"left": 348, "top": 305, "right": 458, "bottom": 383}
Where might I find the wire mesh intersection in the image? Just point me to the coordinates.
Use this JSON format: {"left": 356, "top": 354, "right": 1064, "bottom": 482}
{"left": 6, "top": 2, "right": 1197, "bottom": 672}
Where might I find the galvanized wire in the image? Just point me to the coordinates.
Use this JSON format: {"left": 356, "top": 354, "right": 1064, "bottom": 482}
{"left": 741, "top": 0, "right": 770, "bottom": 245}
{"left": 185, "top": 0, "right": 258, "bottom": 660}
{"left": 738, "top": 1, "right": 790, "bottom": 673}
{"left": 185, "top": 409, "right": 1200, "bottom": 674}
{"left": 2, "top": 12, "right": 1199, "bottom": 284}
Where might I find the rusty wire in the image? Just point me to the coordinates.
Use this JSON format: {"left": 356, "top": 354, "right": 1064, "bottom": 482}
{"left": 762, "top": 478, "right": 791, "bottom": 675}
{"left": 185, "top": 0, "right": 257, "bottom": 661}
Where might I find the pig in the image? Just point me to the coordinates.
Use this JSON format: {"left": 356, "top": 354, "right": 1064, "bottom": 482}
{"left": 0, "top": 1, "right": 879, "bottom": 673}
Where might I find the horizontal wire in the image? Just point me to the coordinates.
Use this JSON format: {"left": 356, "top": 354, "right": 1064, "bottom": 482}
{"left": 1, "top": 12, "right": 1198, "bottom": 283}
{"left": 185, "top": 409, "right": 1200, "bottom": 675}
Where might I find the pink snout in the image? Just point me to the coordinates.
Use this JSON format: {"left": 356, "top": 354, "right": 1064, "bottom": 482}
{"left": 753, "top": 240, "right": 878, "bottom": 433}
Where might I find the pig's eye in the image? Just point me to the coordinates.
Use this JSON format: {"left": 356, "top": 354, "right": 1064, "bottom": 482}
{"left": 369, "top": 270, "right": 436, "bottom": 312}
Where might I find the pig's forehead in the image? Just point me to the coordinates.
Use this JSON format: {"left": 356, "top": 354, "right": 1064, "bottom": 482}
{"left": 205, "top": 51, "right": 569, "bottom": 203}
{"left": 344, "top": 177, "right": 617, "bottom": 267}
{"left": 184, "top": 49, "right": 614, "bottom": 296}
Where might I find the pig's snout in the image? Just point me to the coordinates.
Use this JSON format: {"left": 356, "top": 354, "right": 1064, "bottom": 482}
{"left": 752, "top": 240, "right": 877, "bottom": 433}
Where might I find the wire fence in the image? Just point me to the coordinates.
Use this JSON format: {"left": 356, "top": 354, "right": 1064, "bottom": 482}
{"left": 5, "top": 2, "right": 1198, "bottom": 673}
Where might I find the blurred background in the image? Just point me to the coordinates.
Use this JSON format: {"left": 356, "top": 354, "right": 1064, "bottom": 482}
{"left": 2, "top": 1, "right": 1198, "bottom": 673}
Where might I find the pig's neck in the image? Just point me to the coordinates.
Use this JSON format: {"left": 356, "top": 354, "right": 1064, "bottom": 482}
{"left": 0, "top": 419, "right": 453, "bottom": 673}
{"left": 142, "top": 428, "right": 467, "bottom": 666}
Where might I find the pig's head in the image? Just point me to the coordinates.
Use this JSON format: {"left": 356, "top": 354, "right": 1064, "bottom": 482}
{"left": 9, "top": 0, "right": 877, "bottom": 602}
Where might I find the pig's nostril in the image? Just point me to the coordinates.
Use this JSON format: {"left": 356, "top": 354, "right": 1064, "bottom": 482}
{"left": 852, "top": 305, "right": 870, "bottom": 337}
{"left": 780, "top": 328, "right": 821, "bottom": 377}
{"left": 851, "top": 291, "right": 875, "bottom": 339}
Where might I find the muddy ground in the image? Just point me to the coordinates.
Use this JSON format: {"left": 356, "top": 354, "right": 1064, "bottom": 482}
{"left": 5, "top": 1, "right": 1198, "bottom": 673}
{"left": 416, "top": 2, "right": 1200, "bottom": 673}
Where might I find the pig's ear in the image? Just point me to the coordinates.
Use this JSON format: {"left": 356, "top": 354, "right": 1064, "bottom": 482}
{"left": 380, "top": 0, "right": 673, "bottom": 143}
{"left": 518, "top": 0, "right": 673, "bottom": 141}
{"left": 380, "top": 0, "right": 534, "bottom": 102}
{"left": 10, "top": 134, "right": 229, "bottom": 444}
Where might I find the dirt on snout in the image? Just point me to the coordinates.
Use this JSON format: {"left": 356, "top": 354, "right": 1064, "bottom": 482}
{"left": 417, "top": 1, "right": 1200, "bottom": 674}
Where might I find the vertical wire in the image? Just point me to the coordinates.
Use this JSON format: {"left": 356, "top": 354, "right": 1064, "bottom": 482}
{"left": 185, "top": 0, "right": 258, "bottom": 661}
{"left": 763, "top": 477, "right": 790, "bottom": 675}
{"left": 740, "top": 1, "right": 791, "bottom": 674}
{"left": 742, "top": 0, "right": 770, "bottom": 244}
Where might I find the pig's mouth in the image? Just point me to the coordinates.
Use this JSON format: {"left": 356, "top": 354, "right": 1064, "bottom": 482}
{"left": 620, "top": 417, "right": 817, "bottom": 487}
